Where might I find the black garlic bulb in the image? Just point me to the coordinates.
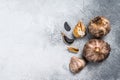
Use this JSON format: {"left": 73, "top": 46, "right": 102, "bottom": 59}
{"left": 83, "top": 39, "right": 111, "bottom": 62}
{"left": 88, "top": 16, "right": 111, "bottom": 38}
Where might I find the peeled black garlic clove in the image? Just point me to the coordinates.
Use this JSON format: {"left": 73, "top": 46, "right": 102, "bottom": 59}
{"left": 83, "top": 39, "right": 111, "bottom": 62}
{"left": 69, "top": 56, "right": 86, "bottom": 73}
{"left": 73, "top": 21, "right": 86, "bottom": 38}
{"left": 61, "top": 32, "right": 74, "bottom": 44}
{"left": 67, "top": 46, "right": 79, "bottom": 53}
{"left": 88, "top": 16, "right": 111, "bottom": 38}
{"left": 64, "top": 22, "right": 71, "bottom": 31}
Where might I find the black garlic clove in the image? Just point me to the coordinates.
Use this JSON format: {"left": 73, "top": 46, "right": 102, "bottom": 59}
{"left": 64, "top": 22, "right": 71, "bottom": 31}
{"left": 61, "top": 32, "right": 74, "bottom": 44}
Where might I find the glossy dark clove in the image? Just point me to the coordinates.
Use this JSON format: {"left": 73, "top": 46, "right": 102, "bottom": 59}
{"left": 61, "top": 32, "right": 74, "bottom": 44}
{"left": 64, "top": 22, "right": 71, "bottom": 31}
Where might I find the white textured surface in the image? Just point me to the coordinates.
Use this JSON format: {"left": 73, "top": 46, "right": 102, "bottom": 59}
{"left": 0, "top": 0, "right": 120, "bottom": 80}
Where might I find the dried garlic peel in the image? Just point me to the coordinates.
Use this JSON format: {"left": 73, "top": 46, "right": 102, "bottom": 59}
{"left": 67, "top": 46, "right": 79, "bottom": 53}
{"left": 73, "top": 21, "right": 86, "bottom": 38}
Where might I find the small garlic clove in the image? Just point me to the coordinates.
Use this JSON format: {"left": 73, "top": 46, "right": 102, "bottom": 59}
{"left": 64, "top": 22, "right": 71, "bottom": 31}
{"left": 73, "top": 21, "right": 86, "bottom": 38}
{"left": 67, "top": 46, "right": 79, "bottom": 53}
{"left": 61, "top": 32, "right": 74, "bottom": 44}
{"left": 69, "top": 56, "right": 86, "bottom": 73}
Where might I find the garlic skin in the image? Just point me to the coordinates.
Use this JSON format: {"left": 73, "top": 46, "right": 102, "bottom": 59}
{"left": 83, "top": 39, "right": 111, "bottom": 62}
{"left": 69, "top": 56, "right": 86, "bottom": 73}
{"left": 67, "top": 46, "right": 79, "bottom": 53}
{"left": 73, "top": 21, "right": 86, "bottom": 38}
{"left": 88, "top": 16, "right": 111, "bottom": 38}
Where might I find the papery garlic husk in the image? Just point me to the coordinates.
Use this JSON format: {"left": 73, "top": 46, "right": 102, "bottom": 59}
{"left": 61, "top": 32, "right": 74, "bottom": 44}
{"left": 73, "top": 21, "right": 86, "bottom": 38}
{"left": 67, "top": 46, "right": 79, "bottom": 53}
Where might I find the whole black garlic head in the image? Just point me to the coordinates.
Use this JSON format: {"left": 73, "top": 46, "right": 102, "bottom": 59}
{"left": 69, "top": 56, "right": 86, "bottom": 73}
{"left": 88, "top": 16, "right": 111, "bottom": 38}
{"left": 73, "top": 21, "right": 86, "bottom": 38}
{"left": 83, "top": 39, "right": 111, "bottom": 62}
